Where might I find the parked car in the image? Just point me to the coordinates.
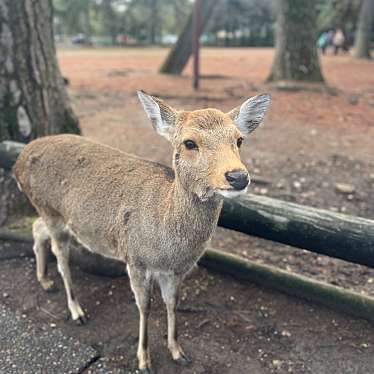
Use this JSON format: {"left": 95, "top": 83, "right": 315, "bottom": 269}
{"left": 160, "top": 34, "right": 177, "bottom": 45}
{"left": 71, "top": 34, "right": 87, "bottom": 45}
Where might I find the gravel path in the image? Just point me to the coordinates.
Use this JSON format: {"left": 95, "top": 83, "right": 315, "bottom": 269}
{"left": 0, "top": 303, "right": 99, "bottom": 374}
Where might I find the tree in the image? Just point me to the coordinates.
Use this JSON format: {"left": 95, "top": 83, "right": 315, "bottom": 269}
{"left": 354, "top": 0, "right": 374, "bottom": 58}
{"left": 0, "top": 0, "right": 80, "bottom": 143}
{"left": 317, "top": 0, "right": 361, "bottom": 35}
{"left": 206, "top": 0, "right": 275, "bottom": 47}
{"left": 171, "top": 0, "right": 191, "bottom": 35}
{"left": 160, "top": 0, "right": 218, "bottom": 74}
{"left": 54, "top": 0, "right": 93, "bottom": 43}
{"left": 268, "top": 0, "right": 324, "bottom": 82}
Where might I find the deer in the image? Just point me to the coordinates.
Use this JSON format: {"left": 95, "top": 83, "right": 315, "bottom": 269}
{"left": 13, "top": 91, "right": 271, "bottom": 373}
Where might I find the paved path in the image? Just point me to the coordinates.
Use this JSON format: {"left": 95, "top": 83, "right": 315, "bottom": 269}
{"left": 0, "top": 303, "right": 99, "bottom": 374}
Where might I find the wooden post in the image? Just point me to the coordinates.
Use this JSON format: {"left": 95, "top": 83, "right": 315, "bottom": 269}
{"left": 192, "top": 0, "right": 200, "bottom": 89}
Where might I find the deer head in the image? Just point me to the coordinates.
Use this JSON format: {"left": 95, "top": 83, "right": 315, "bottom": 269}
{"left": 138, "top": 91, "right": 271, "bottom": 201}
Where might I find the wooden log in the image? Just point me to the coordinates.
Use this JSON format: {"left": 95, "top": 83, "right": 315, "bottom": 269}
{"left": 0, "top": 141, "right": 25, "bottom": 170}
{"left": 0, "top": 228, "right": 32, "bottom": 243}
{"left": 201, "top": 248, "right": 374, "bottom": 324}
{"left": 220, "top": 194, "right": 374, "bottom": 268}
{"left": 2, "top": 229, "right": 374, "bottom": 324}
{"left": 159, "top": 0, "right": 217, "bottom": 75}
{"left": 0, "top": 228, "right": 125, "bottom": 277}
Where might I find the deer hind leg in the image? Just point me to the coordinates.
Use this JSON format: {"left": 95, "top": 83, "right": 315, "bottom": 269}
{"left": 158, "top": 272, "right": 191, "bottom": 366}
{"left": 44, "top": 216, "right": 87, "bottom": 324}
{"left": 32, "top": 217, "right": 55, "bottom": 292}
{"left": 127, "top": 265, "right": 153, "bottom": 373}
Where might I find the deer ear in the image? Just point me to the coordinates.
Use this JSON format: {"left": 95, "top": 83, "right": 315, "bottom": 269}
{"left": 228, "top": 94, "right": 271, "bottom": 136}
{"left": 137, "top": 90, "right": 177, "bottom": 141}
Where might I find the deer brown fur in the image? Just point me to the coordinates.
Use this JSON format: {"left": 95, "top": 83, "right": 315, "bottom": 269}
{"left": 13, "top": 91, "right": 270, "bottom": 373}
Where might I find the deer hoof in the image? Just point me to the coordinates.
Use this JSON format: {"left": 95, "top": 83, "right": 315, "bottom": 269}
{"left": 139, "top": 368, "right": 152, "bottom": 374}
{"left": 174, "top": 354, "right": 192, "bottom": 366}
{"left": 76, "top": 314, "right": 89, "bottom": 325}
{"left": 41, "top": 279, "right": 57, "bottom": 293}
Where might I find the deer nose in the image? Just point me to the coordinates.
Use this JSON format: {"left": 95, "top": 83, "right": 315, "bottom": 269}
{"left": 225, "top": 170, "right": 249, "bottom": 190}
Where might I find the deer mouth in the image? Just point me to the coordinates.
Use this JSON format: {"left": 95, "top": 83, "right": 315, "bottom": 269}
{"left": 216, "top": 186, "right": 248, "bottom": 199}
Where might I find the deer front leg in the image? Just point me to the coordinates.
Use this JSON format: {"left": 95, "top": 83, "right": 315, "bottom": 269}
{"left": 127, "top": 265, "right": 153, "bottom": 373}
{"left": 158, "top": 272, "right": 191, "bottom": 366}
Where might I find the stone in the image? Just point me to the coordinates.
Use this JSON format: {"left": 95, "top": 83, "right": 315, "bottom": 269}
{"left": 334, "top": 183, "right": 355, "bottom": 195}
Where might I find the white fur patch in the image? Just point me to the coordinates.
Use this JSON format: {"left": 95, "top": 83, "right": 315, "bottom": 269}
{"left": 217, "top": 186, "right": 248, "bottom": 199}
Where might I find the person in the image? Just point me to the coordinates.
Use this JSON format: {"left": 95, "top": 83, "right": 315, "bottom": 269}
{"left": 333, "top": 28, "right": 345, "bottom": 55}
{"left": 317, "top": 31, "right": 328, "bottom": 54}
{"left": 326, "top": 29, "right": 335, "bottom": 49}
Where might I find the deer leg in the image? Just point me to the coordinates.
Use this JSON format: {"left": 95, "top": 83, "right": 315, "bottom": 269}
{"left": 127, "top": 265, "right": 153, "bottom": 373}
{"left": 158, "top": 272, "right": 191, "bottom": 366}
{"left": 32, "top": 218, "right": 55, "bottom": 292}
{"left": 49, "top": 227, "right": 87, "bottom": 324}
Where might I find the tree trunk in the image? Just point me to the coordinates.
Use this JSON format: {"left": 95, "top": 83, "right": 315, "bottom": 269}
{"left": 353, "top": 0, "right": 374, "bottom": 59}
{"left": 159, "top": 0, "right": 217, "bottom": 74}
{"left": 0, "top": 0, "right": 80, "bottom": 143}
{"left": 267, "top": 0, "right": 324, "bottom": 82}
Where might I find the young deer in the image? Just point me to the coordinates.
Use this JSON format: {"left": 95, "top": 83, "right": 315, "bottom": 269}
{"left": 13, "top": 91, "right": 270, "bottom": 373}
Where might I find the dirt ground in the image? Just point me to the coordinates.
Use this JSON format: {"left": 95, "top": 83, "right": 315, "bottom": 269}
{"left": 58, "top": 47, "right": 374, "bottom": 296}
{"left": 2, "top": 47, "right": 374, "bottom": 374}
{"left": 2, "top": 244, "right": 374, "bottom": 374}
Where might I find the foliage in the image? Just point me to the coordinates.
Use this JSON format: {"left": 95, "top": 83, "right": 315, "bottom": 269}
{"left": 53, "top": 0, "right": 92, "bottom": 36}
{"left": 316, "top": 0, "right": 362, "bottom": 37}
{"left": 53, "top": 0, "right": 191, "bottom": 44}
{"left": 206, "top": 0, "right": 275, "bottom": 46}
{"left": 52, "top": 0, "right": 365, "bottom": 47}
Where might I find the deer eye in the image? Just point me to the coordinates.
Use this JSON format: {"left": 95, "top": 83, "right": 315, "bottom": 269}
{"left": 184, "top": 140, "right": 198, "bottom": 150}
{"left": 237, "top": 137, "right": 243, "bottom": 148}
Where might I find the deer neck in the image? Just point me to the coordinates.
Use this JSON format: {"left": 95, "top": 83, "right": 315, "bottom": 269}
{"left": 165, "top": 175, "right": 223, "bottom": 241}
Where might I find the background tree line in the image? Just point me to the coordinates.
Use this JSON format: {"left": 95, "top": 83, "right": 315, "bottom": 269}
{"left": 53, "top": 0, "right": 373, "bottom": 49}
{"left": 1, "top": 0, "right": 373, "bottom": 144}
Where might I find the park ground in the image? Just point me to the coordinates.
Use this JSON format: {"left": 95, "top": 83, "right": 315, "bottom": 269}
{"left": 1, "top": 47, "right": 374, "bottom": 373}
{"left": 59, "top": 47, "right": 374, "bottom": 296}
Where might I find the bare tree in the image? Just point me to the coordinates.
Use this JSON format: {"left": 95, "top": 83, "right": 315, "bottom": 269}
{"left": 268, "top": 0, "right": 324, "bottom": 82}
{"left": 160, "top": 0, "right": 217, "bottom": 74}
{"left": 0, "top": 0, "right": 80, "bottom": 143}
{"left": 354, "top": 0, "right": 374, "bottom": 59}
